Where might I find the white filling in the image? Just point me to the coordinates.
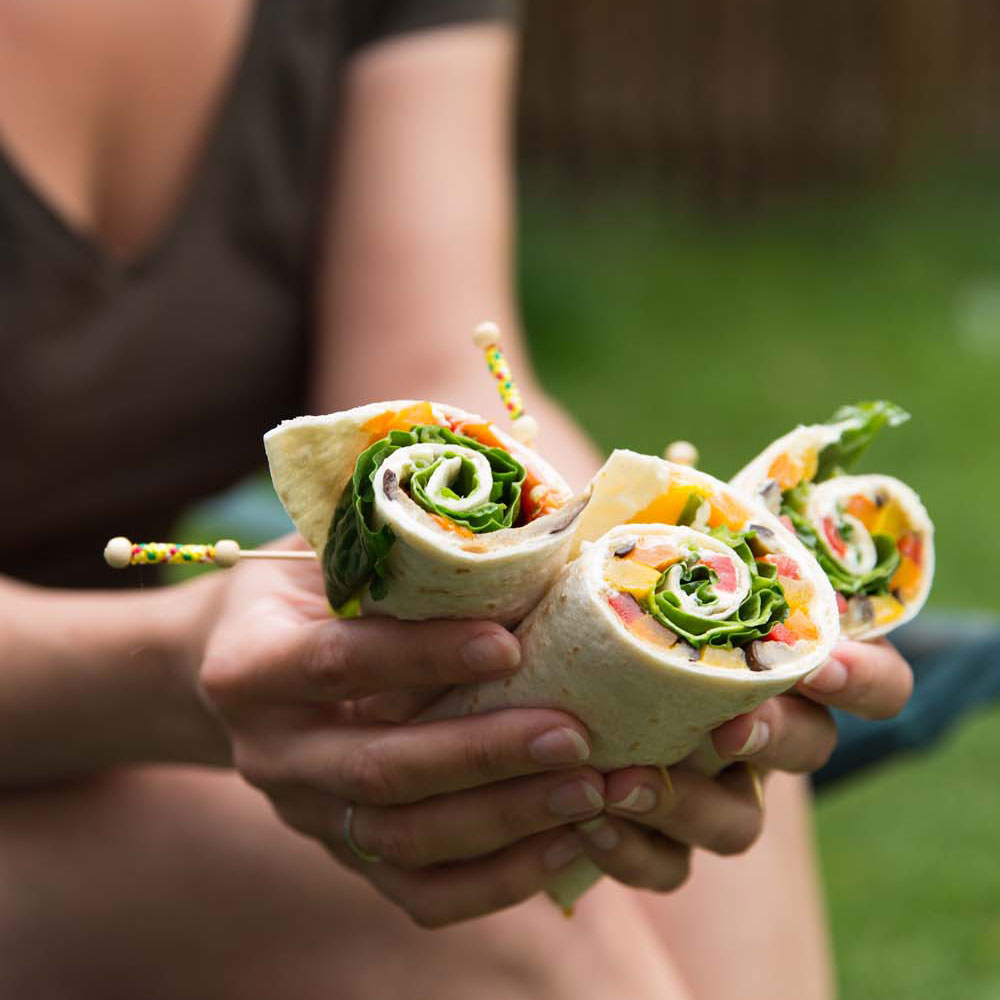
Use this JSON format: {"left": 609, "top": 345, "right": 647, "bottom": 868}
{"left": 807, "top": 481, "right": 878, "bottom": 575}
{"left": 659, "top": 549, "right": 751, "bottom": 620}
{"left": 379, "top": 444, "right": 495, "bottom": 514}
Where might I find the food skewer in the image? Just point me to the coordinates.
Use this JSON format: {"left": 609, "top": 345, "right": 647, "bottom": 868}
{"left": 103, "top": 537, "right": 316, "bottom": 570}
{"left": 472, "top": 321, "right": 539, "bottom": 445}
{"left": 107, "top": 321, "right": 539, "bottom": 575}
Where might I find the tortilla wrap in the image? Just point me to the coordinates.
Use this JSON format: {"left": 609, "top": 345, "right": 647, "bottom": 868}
{"left": 265, "top": 400, "right": 582, "bottom": 625}
{"left": 730, "top": 407, "right": 934, "bottom": 639}
{"left": 426, "top": 450, "right": 840, "bottom": 908}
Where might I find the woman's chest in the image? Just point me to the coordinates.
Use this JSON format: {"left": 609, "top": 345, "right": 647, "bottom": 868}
{"left": 0, "top": 0, "right": 253, "bottom": 268}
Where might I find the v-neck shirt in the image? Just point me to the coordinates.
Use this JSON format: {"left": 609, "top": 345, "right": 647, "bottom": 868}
{"left": 0, "top": 0, "right": 513, "bottom": 588}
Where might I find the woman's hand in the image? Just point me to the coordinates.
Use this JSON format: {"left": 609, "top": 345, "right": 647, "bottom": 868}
{"left": 712, "top": 638, "right": 913, "bottom": 766}
{"left": 200, "top": 537, "right": 605, "bottom": 927}
{"left": 573, "top": 639, "right": 913, "bottom": 892}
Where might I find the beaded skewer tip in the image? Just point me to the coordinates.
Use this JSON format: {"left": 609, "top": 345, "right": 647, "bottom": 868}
{"left": 104, "top": 537, "right": 317, "bottom": 570}
{"left": 472, "top": 321, "right": 539, "bottom": 446}
{"left": 663, "top": 440, "right": 699, "bottom": 468}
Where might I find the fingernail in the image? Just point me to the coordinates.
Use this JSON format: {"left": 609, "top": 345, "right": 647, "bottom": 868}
{"left": 578, "top": 818, "right": 620, "bottom": 851}
{"left": 734, "top": 719, "right": 770, "bottom": 757}
{"left": 608, "top": 785, "right": 657, "bottom": 814}
{"left": 461, "top": 632, "right": 521, "bottom": 674}
{"left": 543, "top": 835, "right": 583, "bottom": 870}
{"left": 548, "top": 780, "right": 604, "bottom": 818}
{"left": 802, "top": 658, "right": 849, "bottom": 694}
{"left": 530, "top": 727, "right": 590, "bottom": 766}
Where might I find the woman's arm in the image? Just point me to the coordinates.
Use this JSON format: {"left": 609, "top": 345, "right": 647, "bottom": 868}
{"left": 312, "top": 21, "right": 601, "bottom": 489}
{"left": 0, "top": 573, "right": 230, "bottom": 788}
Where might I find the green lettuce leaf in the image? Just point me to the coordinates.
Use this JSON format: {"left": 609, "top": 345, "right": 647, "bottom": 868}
{"left": 780, "top": 506, "right": 899, "bottom": 596}
{"left": 323, "top": 424, "right": 526, "bottom": 609}
{"left": 814, "top": 401, "right": 910, "bottom": 482}
{"left": 645, "top": 527, "right": 789, "bottom": 649}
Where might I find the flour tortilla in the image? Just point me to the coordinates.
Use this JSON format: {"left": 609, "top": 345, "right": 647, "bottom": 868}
{"left": 264, "top": 401, "right": 581, "bottom": 624}
{"left": 426, "top": 451, "right": 840, "bottom": 907}
{"left": 731, "top": 427, "right": 935, "bottom": 639}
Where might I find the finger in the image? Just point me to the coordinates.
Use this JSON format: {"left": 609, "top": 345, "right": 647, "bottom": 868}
{"left": 346, "top": 688, "right": 449, "bottom": 725}
{"left": 203, "top": 614, "right": 522, "bottom": 705}
{"left": 575, "top": 816, "right": 690, "bottom": 893}
{"left": 262, "top": 709, "right": 593, "bottom": 805}
{"left": 363, "top": 829, "right": 589, "bottom": 929}
{"left": 602, "top": 765, "right": 763, "bottom": 856}
{"left": 710, "top": 694, "right": 837, "bottom": 773}
{"left": 796, "top": 638, "right": 914, "bottom": 720}
{"left": 341, "top": 768, "right": 604, "bottom": 868}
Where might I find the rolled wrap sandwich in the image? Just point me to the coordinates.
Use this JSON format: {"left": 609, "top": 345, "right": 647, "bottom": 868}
{"left": 731, "top": 402, "right": 934, "bottom": 639}
{"left": 427, "top": 450, "right": 840, "bottom": 909}
{"left": 264, "top": 400, "right": 586, "bottom": 624}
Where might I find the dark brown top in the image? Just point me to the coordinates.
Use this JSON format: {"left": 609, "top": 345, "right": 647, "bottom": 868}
{"left": 0, "top": 0, "right": 513, "bottom": 588}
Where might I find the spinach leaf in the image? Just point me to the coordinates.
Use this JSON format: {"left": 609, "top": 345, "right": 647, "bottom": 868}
{"left": 646, "top": 527, "right": 789, "bottom": 649}
{"left": 323, "top": 425, "right": 526, "bottom": 609}
{"left": 814, "top": 401, "right": 910, "bottom": 482}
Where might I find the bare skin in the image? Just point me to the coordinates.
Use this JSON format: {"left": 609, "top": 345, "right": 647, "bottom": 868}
{"left": 0, "top": 3, "right": 915, "bottom": 997}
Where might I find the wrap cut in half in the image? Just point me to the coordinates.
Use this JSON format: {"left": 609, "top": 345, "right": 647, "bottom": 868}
{"left": 730, "top": 401, "right": 934, "bottom": 640}
{"left": 264, "top": 400, "right": 585, "bottom": 625}
{"left": 426, "top": 449, "right": 840, "bottom": 909}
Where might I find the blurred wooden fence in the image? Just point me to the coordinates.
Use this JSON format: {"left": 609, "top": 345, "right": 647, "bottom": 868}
{"left": 518, "top": 0, "right": 1000, "bottom": 204}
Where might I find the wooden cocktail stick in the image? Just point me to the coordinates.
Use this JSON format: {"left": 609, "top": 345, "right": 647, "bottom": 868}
{"left": 103, "top": 536, "right": 317, "bottom": 569}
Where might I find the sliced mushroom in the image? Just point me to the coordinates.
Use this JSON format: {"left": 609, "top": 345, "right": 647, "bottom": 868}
{"left": 382, "top": 468, "right": 398, "bottom": 499}
{"left": 745, "top": 639, "right": 798, "bottom": 672}
{"left": 758, "top": 479, "right": 782, "bottom": 514}
{"left": 747, "top": 523, "right": 775, "bottom": 557}
{"left": 543, "top": 493, "right": 590, "bottom": 536}
{"left": 613, "top": 541, "right": 636, "bottom": 558}
{"left": 846, "top": 594, "right": 875, "bottom": 628}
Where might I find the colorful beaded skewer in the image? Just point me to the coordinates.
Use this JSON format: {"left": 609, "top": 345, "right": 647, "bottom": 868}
{"left": 103, "top": 537, "right": 316, "bottom": 570}
{"left": 472, "top": 321, "right": 539, "bottom": 445}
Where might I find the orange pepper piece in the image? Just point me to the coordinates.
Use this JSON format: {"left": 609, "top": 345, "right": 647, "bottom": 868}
{"left": 890, "top": 555, "right": 921, "bottom": 598}
{"left": 362, "top": 402, "right": 439, "bottom": 441}
{"left": 627, "top": 614, "right": 680, "bottom": 650}
{"left": 429, "top": 513, "right": 475, "bottom": 539}
{"left": 627, "top": 542, "right": 682, "bottom": 571}
{"left": 785, "top": 609, "right": 819, "bottom": 640}
{"left": 767, "top": 448, "right": 818, "bottom": 491}
{"left": 706, "top": 493, "right": 749, "bottom": 531}
{"left": 449, "top": 420, "right": 503, "bottom": 448}
{"left": 767, "top": 452, "right": 803, "bottom": 491}
{"left": 629, "top": 482, "right": 701, "bottom": 526}
{"left": 845, "top": 494, "right": 879, "bottom": 531}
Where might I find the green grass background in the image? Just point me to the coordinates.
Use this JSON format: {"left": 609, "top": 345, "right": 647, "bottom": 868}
{"left": 518, "top": 163, "right": 1000, "bottom": 999}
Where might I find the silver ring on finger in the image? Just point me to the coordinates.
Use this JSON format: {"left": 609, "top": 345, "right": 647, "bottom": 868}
{"left": 343, "top": 803, "right": 381, "bottom": 864}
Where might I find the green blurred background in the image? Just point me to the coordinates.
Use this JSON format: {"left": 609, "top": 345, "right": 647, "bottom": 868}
{"left": 182, "top": 4, "right": 1000, "bottom": 996}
